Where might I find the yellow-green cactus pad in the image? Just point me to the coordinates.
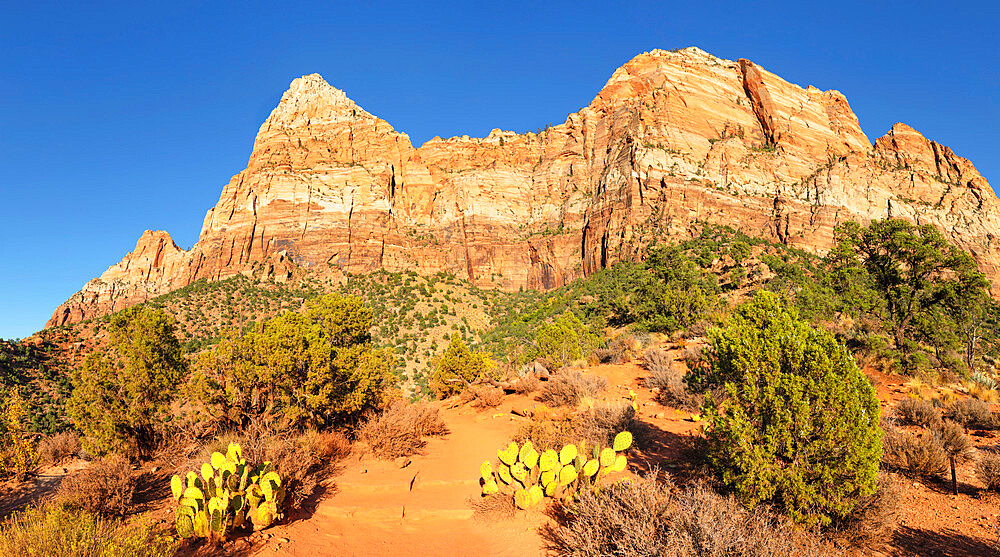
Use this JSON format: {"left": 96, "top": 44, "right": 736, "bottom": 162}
{"left": 170, "top": 475, "right": 183, "bottom": 501}
{"left": 610, "top": 454, "right": 627, "bottom": 473}
{"left": 498, "top": 442, "right": 519, "bottom": 466}
{"left": 559, "top": 444, "right": 577, "bottom": 466}
{"left": 539, "top": 450, "right": 559, "bottom": 471}
{"left": 600, "top": 447, "right": 616, "bottom": 467}
{"left": 559, "top": 464, "right": 578, "bottom": 485}
{"left": 482, "top": 479, "right": 499, "bottom": 496}
{"left": 613, "top": 431, "right": 633, "bottom": 452}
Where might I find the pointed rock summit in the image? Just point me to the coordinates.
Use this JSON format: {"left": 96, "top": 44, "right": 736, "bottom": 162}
{"left": 48, "top": 48, "right": 1000, "bottom": 328}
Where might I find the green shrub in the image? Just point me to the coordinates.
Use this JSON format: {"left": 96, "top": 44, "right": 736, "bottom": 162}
{"left": 535, "top": 312, "right": 598, "bottom": 368}
{"left": 430, "top": 333, "right": 494, "bottom": 397}
{"left": 630, "top": 244, "right": 719, "bottom": 333}
{"left": 67, "top": 307, "right": 186, "bottom": 458}
{"left": 0, "top": 502, "right": 176, "bottom": 557}
{"left": 2, "top": 386, "right": 38, "bottom": 480}
{"left": 699, "top": 292, "right": 883, "bottom": 526}
{"left": 191, "top": 294, "right": 392, "bottom": 428}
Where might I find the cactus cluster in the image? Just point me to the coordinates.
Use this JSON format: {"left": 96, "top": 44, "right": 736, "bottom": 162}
{"left": 170, "top": 442, "right": 284, "bottom": 540}
{"left": 479, "top": 431, "right": 632, "bottom": 509}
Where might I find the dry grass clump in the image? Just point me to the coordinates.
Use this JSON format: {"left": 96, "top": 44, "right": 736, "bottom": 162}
{"left": 470, "top": 493, "right": 517, "bottom": 521}
{"left": 642, "top": 347, "right": 702, "bottom": 411}
{"left": 260, "top": 438, "right": 322, "bottom": 510}
{"left": 830, "top": 473, "right": 902, "bottom": 550}
{"left": 515, "top": 402, "right": 641, "bottom": 453}
{"left": 642, "top": 347, "right": 672, "bottom": 373}
{"left": 679, "top": 345, "right": 703, "bottom": 364}
{"left": 576, "top": 402, "right": 643, "bottom": 449}
{"left": 297, "top": 428, "right": 351, "bottom": 462}
{"left": 543, "top": 471, "right": 673, "bottom": 556}
{"left": 935, "top": 420, "right": 972, "bottom": 459}
{"left": 948, "top": 398, "right": 997, "bottom": 429}
{"left": 56, "top": 455, "right": 136, "bottom": 517}
{"left": 668, "top": 483, "right": 837, "bottom": 556}
{"left": 591, "top": 348, "right": 622, "bottom": 365}
{"left": 0, "top": 503, "right": 176, "bottom": 557}
{"left": 975, "top": 452, "right": 1000, "bottom": 491}
{"left": 539, "top": 371, "right": 609, "bottom": 407}
{"left": 893, "top": 398, "right": 942, "bottom": 428}
{"left": 513, "top": 372, "right": 540, "bottom": 394}
{"left": 605, "top": 334, "right": 648, "bottom": 363}
{"left": 271, "top": 433, "right": 343, "bottom": 509}
{"left": 357, "top": 401, "right": 449, "bottom": 459}
{"left": 883, "top": 428, "right": 948, "bottom": 478}
{"left": 37, "top": 431, "right": 81, "bottom": 467}
{"left": 966, "top": 380, "right": 1000, "bottom": 403}
{"left": 471, "top": 385, "right": 505, "bottom": 408}
{"left": 542, "top": 471, "right": 839, "bottom": 557}
{"left": 514, "top": 407, "right": 579, "bottom": 452}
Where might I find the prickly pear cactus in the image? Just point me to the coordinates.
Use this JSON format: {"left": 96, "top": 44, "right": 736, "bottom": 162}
{"left": 171, "top": 442, "right": 285, "bottom": 542}
{"left": 476, "top": 432, "right": 634, "bottom": 510}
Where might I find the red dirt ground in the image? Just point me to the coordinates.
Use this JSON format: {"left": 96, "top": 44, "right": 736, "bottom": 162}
{"left": 243, "top": 354, "right": 1000, "bottom": 556}
{"left": 6, "top": 348, "right": 999, "bottom": 556}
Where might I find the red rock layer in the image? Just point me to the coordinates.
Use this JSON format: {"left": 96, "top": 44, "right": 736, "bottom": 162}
{"left": 48, "top": 47, "right": 1000, "bottom": 328}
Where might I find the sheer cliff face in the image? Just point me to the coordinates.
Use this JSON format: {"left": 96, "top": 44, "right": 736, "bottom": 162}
{"left": 48, "top": 47, "right": 1000, "bottom": 327}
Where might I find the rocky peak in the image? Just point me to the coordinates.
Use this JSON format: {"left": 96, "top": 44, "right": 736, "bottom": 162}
{"left": 876, "top": 122, "right": 988, "bottom": 187}
{"left": 261, "top": 74, "right": 374, "bottom": 129}
{"left": 47, "top": 48, "right": 1000, "bottom": 329}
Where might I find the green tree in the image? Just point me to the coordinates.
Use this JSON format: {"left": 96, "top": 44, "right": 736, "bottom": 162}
{"left": 631, "top": 244, "right": 719, "bottom": 332}
{"left": 68, "top": 307, "right": 186, "bottom": 458}
{"left": 832, "top": 220, "right": 989, "bottom": 350}
{"left": 699, "top": 292, "right": 883, "bottom": 526}
{"left": 1, "top": 387, "right": 37, "bottom": 480}
{"left": 191, "top": 294, "right": 391, "bottom": 428}
{"left": 534, "top": 311, "right": 597, "bottom": 367}
{"left": 430, "top": 333, "right": 493, "bottom": 397}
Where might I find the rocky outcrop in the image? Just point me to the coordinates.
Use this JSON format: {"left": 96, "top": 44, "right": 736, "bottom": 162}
{"left": 48, "top": 47, "right": 1000, "bottom": 327}
{"left": 50, "top": 230, "right": 189, "bottom": 325}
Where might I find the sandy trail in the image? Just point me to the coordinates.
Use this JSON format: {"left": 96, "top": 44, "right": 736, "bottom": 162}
{"left": 253, "top": 396, "right": 546, "bottom": 557}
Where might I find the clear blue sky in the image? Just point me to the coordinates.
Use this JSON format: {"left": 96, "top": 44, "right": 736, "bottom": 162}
{"left": 1, "top": 1, "right": 997, "bottom": 339}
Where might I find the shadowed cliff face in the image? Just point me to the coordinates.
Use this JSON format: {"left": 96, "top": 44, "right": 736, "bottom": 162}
{"left": 48, "top": 47, "right": 1000, "bottom": 328}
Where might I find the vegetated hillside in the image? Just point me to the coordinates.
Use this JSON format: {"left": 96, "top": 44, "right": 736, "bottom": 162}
{"left": 7, "top": 218, "right": 1000, "bottom": 555}
{"left": 37, "top": 218, "right": 1000, "bottom": 404}
{"left": 50, "top": 47, "right": 1000, "bottom": 329}
{"left": 0, "top": 339, "right": 72, "bottom": 434}
{"left": 38, "top": 225, "right": 806, "bottom": 397}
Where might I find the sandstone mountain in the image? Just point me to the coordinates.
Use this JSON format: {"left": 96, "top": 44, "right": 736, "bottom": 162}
{"left": 48, "top": 47, "right": 1000, "bottom": 327}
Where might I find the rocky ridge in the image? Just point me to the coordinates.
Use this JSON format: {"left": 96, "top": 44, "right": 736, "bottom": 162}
{"left": 49, "top": 47, "right": 1000, "bottom": 327}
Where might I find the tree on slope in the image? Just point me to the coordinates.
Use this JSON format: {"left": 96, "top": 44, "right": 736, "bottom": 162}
{"left": 696, "top": 291, "right": 883, "bottom": 526}
{"left": 831, "top": 219, "right": 989, "bottom": 352}
{"left": 68, "top": 307, "right": 186, "bottom": 458}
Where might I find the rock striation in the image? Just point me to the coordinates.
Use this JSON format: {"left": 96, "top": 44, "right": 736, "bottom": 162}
{"left": 48, "top": 47, "right": 1000, "bottom": 327}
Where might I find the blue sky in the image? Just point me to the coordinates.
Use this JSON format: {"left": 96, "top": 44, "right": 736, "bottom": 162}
{"left": 1, "top": 1, "right": 997, "bottom": 339}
